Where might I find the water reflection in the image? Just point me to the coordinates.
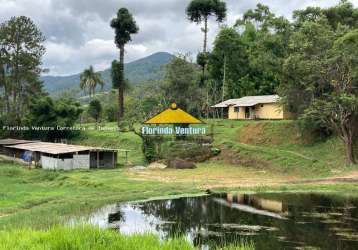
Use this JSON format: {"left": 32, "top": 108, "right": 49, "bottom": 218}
{"left": 78, "top": 193, "right": 358, "bottom": 250}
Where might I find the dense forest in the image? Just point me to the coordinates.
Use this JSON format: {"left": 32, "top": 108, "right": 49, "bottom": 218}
{"left": 0, "top": 0, "right": 357, "bottom": 163}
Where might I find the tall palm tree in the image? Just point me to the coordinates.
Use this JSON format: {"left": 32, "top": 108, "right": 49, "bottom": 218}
{"left": 79, "top": 66, "right": 104, "bottom": 98}
{"left": 186, "top": 0, "right": 226, "bottom": 53}
{"left": 110, "top": 8, "right": 139, "bottom": 125}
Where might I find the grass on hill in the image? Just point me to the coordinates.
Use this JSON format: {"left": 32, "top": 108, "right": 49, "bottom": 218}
{"left": 0, "top": 225, "right": 254, "bottom": 250}
{"left": 210, "top": 119, "right": 357, "bottom": 177}
{"left": 71, "top": 119, "right": 356, "bottom": 177}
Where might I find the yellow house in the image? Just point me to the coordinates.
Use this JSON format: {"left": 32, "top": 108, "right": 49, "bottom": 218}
{"left": 212, "top": 95, "right": 290, "bottom": 120}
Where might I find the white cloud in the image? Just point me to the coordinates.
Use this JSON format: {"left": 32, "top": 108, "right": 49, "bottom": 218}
{"left": 1, "top": 0, "right": 357, "bottom": 75}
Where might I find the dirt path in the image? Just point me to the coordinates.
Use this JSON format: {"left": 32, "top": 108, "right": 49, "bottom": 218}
{"left": 127, "top": 168, "right": 358, "bottom": 190}
{"left": 288, "top": 171, "right": 358, "bottom": 185}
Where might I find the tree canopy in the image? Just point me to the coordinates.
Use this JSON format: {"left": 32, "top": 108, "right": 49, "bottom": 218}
{"left": 0, "top": 16, "right": 46, "bottom": 124}
{"left": 110, "top": 8, "right": 139, "bottom": 49}
{"left": 80, "top": 66, "right": 104, "bottom": 98}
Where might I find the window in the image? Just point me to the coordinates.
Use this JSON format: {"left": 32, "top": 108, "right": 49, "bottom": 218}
{"left": 234, "top": 107, "right": 240, "bottom": 112}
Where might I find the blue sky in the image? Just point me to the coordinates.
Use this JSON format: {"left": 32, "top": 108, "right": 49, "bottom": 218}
{"left": 0, "top": 0, "right": 355, "bottom": 76}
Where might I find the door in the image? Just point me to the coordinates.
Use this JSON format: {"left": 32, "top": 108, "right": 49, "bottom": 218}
{"left": 245, "top": 107, "right": 250, "bottom": 119}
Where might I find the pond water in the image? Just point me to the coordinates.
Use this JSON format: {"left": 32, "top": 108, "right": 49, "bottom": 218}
{"left": 78, "top": 193, "right": 358, "bottom": 249}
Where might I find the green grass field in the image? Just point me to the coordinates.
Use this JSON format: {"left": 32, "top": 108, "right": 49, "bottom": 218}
{"left": 0, "top": 225, "right": 254, "bottom": 250}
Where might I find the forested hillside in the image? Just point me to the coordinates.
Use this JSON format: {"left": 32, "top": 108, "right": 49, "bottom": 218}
{"left": 41, "top": 52, "right": 174, "bottom": 95}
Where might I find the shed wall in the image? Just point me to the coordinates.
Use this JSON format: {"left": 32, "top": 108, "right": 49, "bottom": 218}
{"left": 41, "top": 155, "right": 90, "bottom": 170}
{"left": 41, "top": 156, "right": 59, "bottom": 170}
{"left": 73, "top": 154, "right": 90, "bottom": 169}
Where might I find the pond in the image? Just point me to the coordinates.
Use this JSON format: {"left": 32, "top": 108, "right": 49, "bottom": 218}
{"left": 77, "top": 193, "right": 358, "bottom": 249}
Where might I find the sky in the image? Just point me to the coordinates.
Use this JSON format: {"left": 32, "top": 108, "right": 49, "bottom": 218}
{"left": 0, "top": 0, "right": 356, "bottom": 76}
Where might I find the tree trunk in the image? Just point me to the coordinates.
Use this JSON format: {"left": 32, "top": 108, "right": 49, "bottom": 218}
{"left": 342, "top": 125, "right": 356, "bottom": 165}
{"left": 203, "top": 16, "right": 208, "bottom": 53}
{"left": 344, "top": 135, "right": 356, "bottom": 165}
{"left": 118, "top": 45, "right": 125, "bottom": 126}
{"left": 221, "top": 55, "right": 226, "bottom": 119}
{"left": 202, "top": 17, "right": 209, "bottom": 118}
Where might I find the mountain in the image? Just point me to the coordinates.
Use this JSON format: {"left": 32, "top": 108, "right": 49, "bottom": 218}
{"left": 41, "top": 52, "right": 174, "bottom": 95}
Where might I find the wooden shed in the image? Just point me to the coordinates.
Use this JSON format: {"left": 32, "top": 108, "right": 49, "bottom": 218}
{"left": 4, "top": 141, "right": 117, "bottom": 170}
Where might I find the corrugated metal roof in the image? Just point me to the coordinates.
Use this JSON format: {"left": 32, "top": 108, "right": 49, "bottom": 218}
{"left": 212, "top": 95, "right": 280, "bottom": 108}
{"left": 0, "top": 139, "right": 34, "bottom": 145}
{"left": 5, "top": 142, "right": 116, "bottom": 155}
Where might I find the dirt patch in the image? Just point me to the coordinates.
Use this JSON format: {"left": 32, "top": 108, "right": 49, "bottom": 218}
{"left": 0, "top": 213, "right": 13, "bottom": 219}
{"left": 211, "top": 147, "right": 270, "bottom": 168}
{"left": 288, "top": 172, "right": 358, "bottom": 185}
{"left": 237, "top": 122, "right": 300, "bottom": 146}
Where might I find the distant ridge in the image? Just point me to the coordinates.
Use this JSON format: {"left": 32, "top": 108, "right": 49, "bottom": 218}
{"left": 41, "top": 52, "right": 174, "bottom": 95}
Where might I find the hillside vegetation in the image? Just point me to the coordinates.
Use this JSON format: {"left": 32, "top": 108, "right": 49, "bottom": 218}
{"left": 41, "top": 52, "right": 173, "bottom": 95}
{"left": 212, "top": 120, "right": 356, "bottom": 177}
{"left": 71, "top": 120, "right": 356, "bottom": 177}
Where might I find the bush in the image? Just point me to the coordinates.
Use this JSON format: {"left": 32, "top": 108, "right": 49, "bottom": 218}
{"left": 142, "top": 136, "right": 161, "bottom": 163}
{"left": 297, "top": 115, "right": 332, "bottom": 143}
{"left": 161, "top": 141, "right": 215, "bottom": 162}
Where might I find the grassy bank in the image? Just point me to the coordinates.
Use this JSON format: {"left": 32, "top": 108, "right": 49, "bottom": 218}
{"left": 0, "top": 225, "right": 255, "bottom": 250}
{"left": 0, "top": 163, "right": 202, "bottom": 230}
{"left": 2, "top": 161, "right": 358, "bottom": 231}
{"left": 211, "top": 119, "right": 357, "bottom": 177}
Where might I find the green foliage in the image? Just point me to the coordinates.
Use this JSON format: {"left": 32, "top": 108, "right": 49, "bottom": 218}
{"left": 104, "top": 105, "right": 117, "bottom": 122}
{"left": 24, "top": 97, "right": 83, "bottom": 140}
{"left": 196, "top": 52, "right": 210, "bottom": 68}
{"left": 187, "top": 0, "right": 226, "bottom": 61}
{"left": 208, "top": 5, "right": 290, "bottom": 104}
{"left": 162, "top": 56, "right": 203, "bottom": 116}
{"left": 161, "top": 141, "right": 214, "bottom": 162}
{"left": 293, "top": 0, "right": 358, "bottom": 30}
{"left": 87, "top": 99, "right": 102, "bottom": 126}
{"left": 186, "top": 0, "right": 226, "bottom": 23}
{"left": 0, "top": 16, "right": 46, "bottom": 124}
{"left": 80, "top": 66, "right": 104, "bottom": 97}
{"left": 280, "top": 17, "right": 335, "bottom": 115}
{"left": 111, "top": 60, "right": 122, "bottom": 89}
{"left": 280, "top": 13, "right": 358, "bottom": 163}
{"left": 142, "top": 136, "right": 160, "bottom": 163}
{"left": 110, "top": 8, "right": 139, "bottom": 48}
